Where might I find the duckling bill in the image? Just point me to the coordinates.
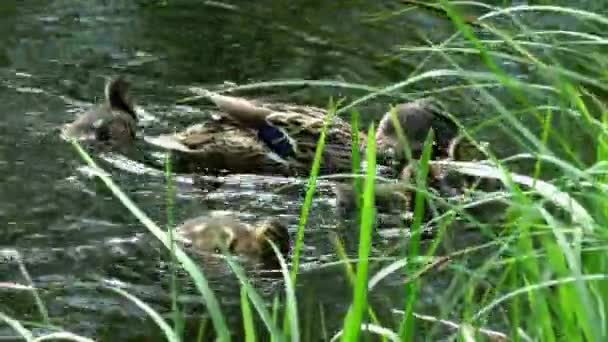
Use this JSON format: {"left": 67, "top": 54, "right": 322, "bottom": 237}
{"left": 175, "top": 211, "right": 290, "bottom": 267}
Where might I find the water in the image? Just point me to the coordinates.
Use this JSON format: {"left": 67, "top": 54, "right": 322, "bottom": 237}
{"left": 1, "top": 0, "right": 593, "bottom": 340}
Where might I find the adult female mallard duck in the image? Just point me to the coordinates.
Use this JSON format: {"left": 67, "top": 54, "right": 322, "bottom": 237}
{"left": 62, "top": 77, "right": 137, "bottom": 147}
{"left": 145, "top": 91, "right": 364, "bottom": 176}
{"left": 176, "top": 211, "right": 290, "bottom": 267}
{"left": 146, "top": 92, "right": 462, "bottom": 176}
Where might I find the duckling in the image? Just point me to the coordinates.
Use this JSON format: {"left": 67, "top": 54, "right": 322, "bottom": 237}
{"left": 334, "top": 182, "right": 411, "bottom": 218}
{"left": 400, "top": 136, "right": 494, "bottom": 197}
{"left": 175, "top": 211, "right": 290, "bottom": 267}
{"left": 375, "top": 97, "right": 459, "bottom": 166}
{"left": 62, "top": 77, "right": 137, "bottom": 147}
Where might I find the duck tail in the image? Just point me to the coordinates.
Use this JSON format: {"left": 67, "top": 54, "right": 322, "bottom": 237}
{"left": 105, "top": 77, "right": 136, "bottom": 119}
{"left": 201, "top": 90, "right": 272, "bottom": 126}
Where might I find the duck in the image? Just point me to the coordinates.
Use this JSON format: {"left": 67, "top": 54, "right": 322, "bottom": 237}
{"left": 63, "top": 76, "right": 463, "bottom": 177}
{"left": 146, "top": 92, "right": 462, "bottom": 177}
{"left": 145, "top": 91, "right": 365, "bottom": 176}
{"left": 175, "top": 211, "right": 290, "bottom": 267}
{"left": 62, "top": 77, "right": 137, "bottom": 147}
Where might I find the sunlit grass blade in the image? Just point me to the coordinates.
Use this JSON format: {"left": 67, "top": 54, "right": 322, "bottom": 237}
{"left": 0, "top": 311, "right": 34, "bottom": 341}
{"left": 164, "top": 154, "right": 183, "bottom": 336}
{"left": 333, "top": 236, "right": 389, "bottom": 342}
{"left": 400, "top": 129, "right": 434, "bottom": 341}
{"left": 223, "top": 255, "right": 283, "bottom": 341}
{"left": 33, "top": 332, "right": 96, "bottom": 342}
{"left": 268, "top": 240, "right": 299, "bottom": 342}
{"left": 240, "top": 286, "right": 256, "bottom": 342}
{"left": 342, "top": 124, "right": 376, "bottom": 341}
{"left": 271, "top": 296, "right": 281, "bottom": 342}
{"left": 291, "top": 99, "right": 340, "bottom": 281}
{"left": 15, "top": 252, "right": 49, "bottom": 325}
{"left": 332, "top": 323, "right": 400, "bottom": 342}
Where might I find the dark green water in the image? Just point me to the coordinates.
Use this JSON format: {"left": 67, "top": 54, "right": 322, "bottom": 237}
{"left": 2, "top": 1, "right": 602, "bottom": 340}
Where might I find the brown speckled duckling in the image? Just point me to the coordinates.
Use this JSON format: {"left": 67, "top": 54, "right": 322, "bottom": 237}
{"left": 399, "top": 134, "right": 493, "bottom": 197}
{"left": 62, "top": 77, "right": 137, "bottom": 146}
{"left": 335, "top": 133, "right": 494, "bottom": 227}
{"left": 176, "top": 211, "right": 290, "bottom": 266}
{"left": 334, "top": 182, "right": 411, "bottom": 218}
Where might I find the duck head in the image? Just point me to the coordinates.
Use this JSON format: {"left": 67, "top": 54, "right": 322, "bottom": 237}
{"left": 62, "top": 77, "right": 137, "bottom": 147}
{"left": 375, "top": 98, "right": 458, "bottom": 165}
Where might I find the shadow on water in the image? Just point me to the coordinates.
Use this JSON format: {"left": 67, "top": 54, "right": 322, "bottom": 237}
{"left": 0, "top": 0, "right": 586, "bottom": 340}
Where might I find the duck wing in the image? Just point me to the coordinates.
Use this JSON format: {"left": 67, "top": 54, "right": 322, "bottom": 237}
{"left": 145, "top": 119, "right": 294, "bottom": 175}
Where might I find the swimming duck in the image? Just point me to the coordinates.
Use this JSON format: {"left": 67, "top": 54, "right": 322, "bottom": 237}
{"left": 146, "top": 93, "right": 461, "bottom": 176}
{"left": 62, "top": 77, "right": 137, "bottom": 147}
{"left": 175, "top": 211, "right": 290, "bottom": 267}
{"left": 145, "top": 92, "right": 365, "bottom": 176}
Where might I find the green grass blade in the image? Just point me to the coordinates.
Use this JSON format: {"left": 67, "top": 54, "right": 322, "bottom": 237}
{"left": 400, "top": 129, "right": 434, "bottom": 341}
{"left": 269, "top": 240, "right": 299, "bottom": 342}
{"left": 107, "top": 286, "right": 180, "bottom": 342}
{"left": 240, "top": 286, "right": 257, "bottom": 342}
{"left": 70, "top": 140, "right": 230, "bottom": 342}
{"left": 290, "top": 99, "right": 339, "bottom": 281}
{"left": 15, "top": 252, "right": 49, "bottom": 325}
{"left": 0, "top": 311, "right": 34, "bottom": 341}
{"left": 342, "top": 124, "right": 377, "bottom": 341}
{"left": 164, "top": 154, "right": 183, "bottom": 336}
{"left": 223, "top": 255, "right": 283, "bottom": 341}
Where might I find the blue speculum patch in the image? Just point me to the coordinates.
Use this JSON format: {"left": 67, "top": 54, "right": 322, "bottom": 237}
{"left": 257, "top": 124, "right": 296, "bottom": 158}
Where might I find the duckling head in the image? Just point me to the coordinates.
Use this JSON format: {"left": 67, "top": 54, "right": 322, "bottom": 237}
{"left": 61, "top": 76, "right": 137, "bottom": 147}
{"left": 376, "top": 98, "right": 458, "bottom": 164}
{"left": 255, "top": 218, "right": 290, "bottom": 265}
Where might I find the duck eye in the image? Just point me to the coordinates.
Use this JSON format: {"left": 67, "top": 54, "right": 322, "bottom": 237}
{"left": 213, "top": 247, "right": 221, "bottom": 254}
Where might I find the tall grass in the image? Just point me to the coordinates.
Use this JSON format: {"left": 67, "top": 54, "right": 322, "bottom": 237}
{"left": 5, "top": 2, "right": 608, "bottom": 341}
